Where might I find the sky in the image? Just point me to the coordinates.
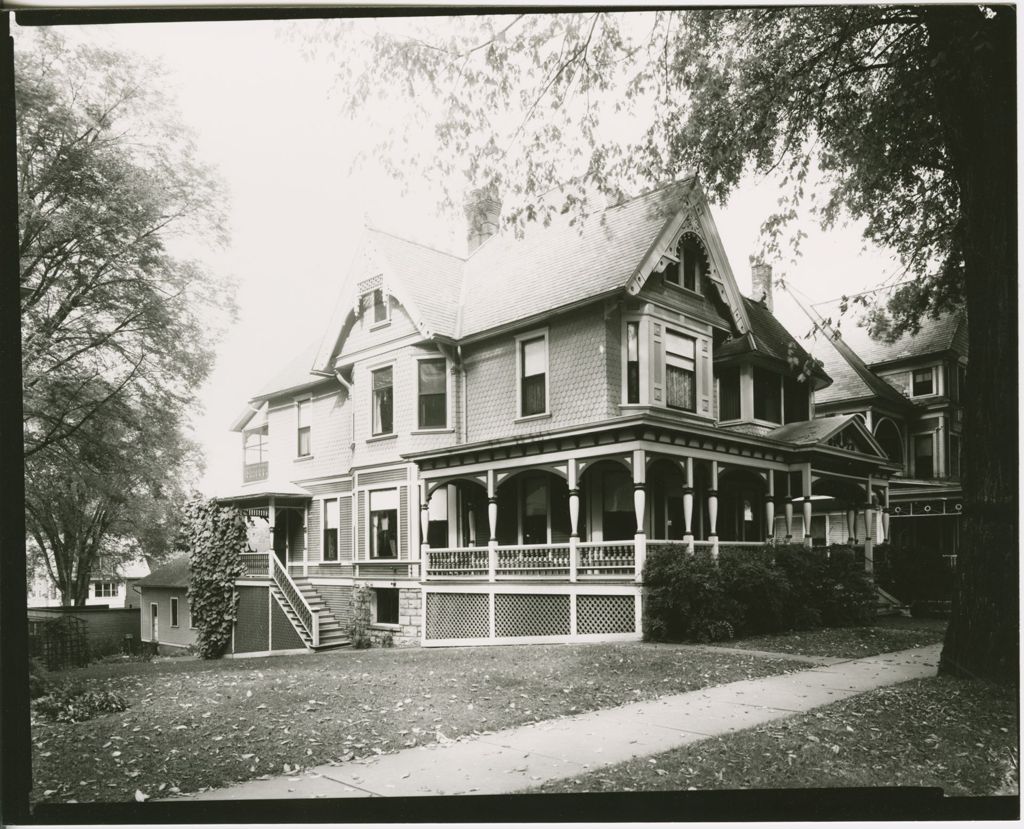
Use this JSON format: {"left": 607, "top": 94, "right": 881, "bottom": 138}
{"left": 16, "top": 17, "right": 902, "bottom": 496}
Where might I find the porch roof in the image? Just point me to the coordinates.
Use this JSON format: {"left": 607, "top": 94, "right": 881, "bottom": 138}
{"left": 215, "top": 482, "right": 312, "bottom": 506}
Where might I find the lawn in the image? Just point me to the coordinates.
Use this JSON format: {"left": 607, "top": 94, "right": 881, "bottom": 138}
{"left": 531, "top": 674, "right": 1018, "bottom": 796}
{"left": 31, "top": 642, "right": 807, "bottom": 803}
{"left": 717, "top": 616, "right": 947, "bottom": 659}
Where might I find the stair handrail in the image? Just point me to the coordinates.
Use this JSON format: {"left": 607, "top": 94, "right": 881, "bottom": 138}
{"left": 269, "top": 555, "right": 319, "bottom": 647}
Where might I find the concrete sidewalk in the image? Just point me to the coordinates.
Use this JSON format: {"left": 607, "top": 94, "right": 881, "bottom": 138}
{"left": 174, "top": 643, "right": 940, "bottom": 800}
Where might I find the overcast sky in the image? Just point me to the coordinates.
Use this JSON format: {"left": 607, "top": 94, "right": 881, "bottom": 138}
{"left": 17, "top": 17, "right": 902, "bottom": 496}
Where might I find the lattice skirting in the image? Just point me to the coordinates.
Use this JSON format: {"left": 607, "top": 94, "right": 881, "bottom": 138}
{"left": 423, "top": 587, "right": 641, "bottom": 646}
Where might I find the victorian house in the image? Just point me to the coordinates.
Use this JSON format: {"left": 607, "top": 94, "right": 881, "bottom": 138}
{"left": 794, "top": 300, "right": 967, "bottom": 564}
{"left": 217, "top": 177, "right": 898, "bottom": 655}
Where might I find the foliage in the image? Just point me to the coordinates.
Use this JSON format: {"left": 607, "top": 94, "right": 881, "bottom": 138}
{"left": 180, "top": 499, "right": 247, "bottom": 659}
{"left": 31, "top": 642, "right": 804, "bottom": 803}
{"left": 317, "top": 8, "right": 1017, "bottom": 684}
{"left": 533, "top": 675, "right": 1018, "bottom": 797}
{"left": 34, "top": 686, "right": 128, "bottom": 723}
{"left": 873, "top": 543, "right": 954, "bottom": 603}
{"left": 29, "top": 657, "right": 52, "bottom": 700}
{"left": 644, "top": 544, "right": 875, "bottom": 643}
{"left": 17, "top": 30, "right": 233, "bottom": 606}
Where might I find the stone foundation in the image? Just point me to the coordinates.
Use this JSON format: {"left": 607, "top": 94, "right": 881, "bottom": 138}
{"left": 351, "top": 585, "right": 422, "bottom": 648}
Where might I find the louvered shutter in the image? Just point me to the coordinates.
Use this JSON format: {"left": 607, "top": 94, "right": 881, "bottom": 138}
{"left": 651, "top": 322, "right": 664, "bottom": 405}
{"left": 698, "top": 335, "right": 712, "bottom": 415}
{"left": 339, "top": 496, "right": 353, "bottom": 561}
{"left": 398, "top": 485, "right": 409, "bottom": 559}
{"left": 356, "top": 491, "right": 366, "bottom": 558}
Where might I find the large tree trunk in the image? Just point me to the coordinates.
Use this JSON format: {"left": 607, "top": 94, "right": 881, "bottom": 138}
{"left": 927, "top": 8, "right": 1018, "bottom": 685}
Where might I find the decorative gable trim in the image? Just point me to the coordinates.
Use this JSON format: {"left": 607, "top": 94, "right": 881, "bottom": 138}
{"left": 624, "top": 187, "right": 752, "bottom": 337}
{"left": 819, "top": 416, "right": 889, "bottom": 460}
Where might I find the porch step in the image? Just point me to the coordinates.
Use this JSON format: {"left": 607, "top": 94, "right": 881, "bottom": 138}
{"left": 271, "top": 582, "right": 351, "bottom": 653}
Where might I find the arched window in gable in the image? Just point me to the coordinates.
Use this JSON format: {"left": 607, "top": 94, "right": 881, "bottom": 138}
{"left": 664, "top": 232, "right": 708, "bottom": 293}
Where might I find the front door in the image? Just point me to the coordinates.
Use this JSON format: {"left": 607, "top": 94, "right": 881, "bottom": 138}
{"left": 272, "top": 510, "right": 289, "bottom": 565}
{"left": 150, "top": 603, "right": 159, "bottom": 643}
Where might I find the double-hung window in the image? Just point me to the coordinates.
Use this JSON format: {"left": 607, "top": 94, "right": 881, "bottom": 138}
{"left": 243, "top": 425, "right": 269, "bottom": 481}
{"left": 371, "top": 288, "right": 388, "bottom": 325}
{"left": 912, "top": 368, "right": 934, "bottom": 396}
{"left": 371, "top": 366, "right": 394, "bottom": 435}
{"left": 94, "top": 582, "right": 116, "bottom": 598}
{"left": 418, "top": 358, "right": 447, "bottom": 429}
{"left": 296, "top": 399, "right": 311, "bottom": 457}
{"left": 369, "top": 489, "right": 398, "bottom": 559}
{"left": 665, "top": 330, "right": 696, "bottom": 412}
{"left": 519, "top": 335, "right": 547, "bottom": 417}
{"left": 626, "top": 322, "right": 640, "bottom": 404}
{"left": 914, "top": 433, "right": 934, "bottom": 479}
{"left": 322, "top": 498, "right": 339, "bottom": 561}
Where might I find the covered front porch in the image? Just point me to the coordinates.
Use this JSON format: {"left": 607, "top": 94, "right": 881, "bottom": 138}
{"left": 406, "top": 415, "right": 898, "bottom": 583}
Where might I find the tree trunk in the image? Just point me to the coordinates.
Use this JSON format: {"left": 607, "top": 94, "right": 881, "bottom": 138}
{"left": 927, "top": 8, "right": 1018, "bottom": 685}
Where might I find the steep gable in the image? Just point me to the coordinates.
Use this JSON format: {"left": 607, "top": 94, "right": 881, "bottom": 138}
{"left": 769, "top": 413, "right": 888, "bottom": 459}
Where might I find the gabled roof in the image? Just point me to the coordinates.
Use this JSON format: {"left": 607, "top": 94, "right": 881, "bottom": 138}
{"left": 458, "top": 178, "right": 700, "bottom": 338}
{"left": 717, "top": 297, "right": 832, "bottom": 388}
{"left": 250, "top": 337, "right": 328, "bottom": 404}
{"left": 768, "top": 413, "right": 887, "bottom": 458}
{"left": 833, "top": 311, "right": 967, "bottom": 367}
{"left": 808, "top": 324, "right": 918, "bottom": 408}
{"left": 136, "top": 555, "right": 190, "bottom": 590}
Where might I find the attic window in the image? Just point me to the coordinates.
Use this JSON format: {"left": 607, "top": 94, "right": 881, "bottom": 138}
{"left": 665, "top": 234, "right": 703, "bottom": 292}
{"left": 370, "top": 288, "right": 389, "bottom": 325}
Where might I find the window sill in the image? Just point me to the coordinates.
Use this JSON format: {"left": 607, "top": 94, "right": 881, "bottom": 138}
{"left": 366, "top": 433, "right": 397, "bottom": 444}
{"left": 369, "top": 622, "right": 401, "bottom": 631}
{"left": 412, "top": 427, "right": 454, "bottom": 435}
{"left": 369, "top": 320, "right": 391, "bottom": 331}
{"left": 514, "top": 412, "right": 551, "bottom": 424}
{"left": 294, "top": 455, "right": 314, "bottom": 463}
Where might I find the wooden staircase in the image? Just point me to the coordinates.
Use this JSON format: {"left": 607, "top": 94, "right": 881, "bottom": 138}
{"left": 272, "top": 577, "right": 350, "bottom": 652}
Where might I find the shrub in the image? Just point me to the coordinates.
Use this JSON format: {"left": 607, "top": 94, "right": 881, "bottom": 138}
{"left": 29, "top": 657, "right": 52, "bottom": 700}
{"left": 821, "top": 546, "right": 877, "bottom": 626}
{"left": 719, "top": 549, "right": 791, "bottom": 636}
{"left": 773, "top": 544, "right": 829, "bottom": 629}
{"left": 34, "top": 686, "right": 128, "bottom": 723}
{"left": 643, "top": 545, "right": 739, "bottom": 641}
{"left": 874, "top": 544, "right": 954, "bottom": 602}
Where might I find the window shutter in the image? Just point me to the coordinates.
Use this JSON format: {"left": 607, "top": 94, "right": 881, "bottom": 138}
{"left": 651, "top": 322, "right": 664, "bottom": 404}
{"left": 698, "top": 336, "right": 712, "bottom": 415}
{"left": 398, "top": 485, "right": 409, "bottom": 560}
{"left": 308, "top": 501, "right": 321, "bottom": 560}
{"left": 339, "top": 496, "right": 353, "bottom": 561}
{"left": 357, "top": 491, "right": 366, "bottom": 558}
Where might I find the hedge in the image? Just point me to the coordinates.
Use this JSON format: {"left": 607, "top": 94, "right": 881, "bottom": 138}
{"left": 643, "top": 543, "right": 877, "bottom": 642}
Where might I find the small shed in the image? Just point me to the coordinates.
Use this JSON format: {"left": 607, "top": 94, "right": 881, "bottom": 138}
{"left": 135, "top": 556, "right": 196, "bottom": 650}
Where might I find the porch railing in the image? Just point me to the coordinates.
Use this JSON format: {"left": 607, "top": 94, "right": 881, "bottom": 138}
{"left": 497, "top": 544, "right": 571, "bottom": 576}
{"left": 240, "top": 551, "right": 270, "bottom": 578}
{"left": 269, "top": 553, "right": 318, "bottom": 647}
{"left": 423, "top": 547, "right": 489, "bottom": 577}
{"left": 576, "top": 541, "right": 636, "bottom": 577}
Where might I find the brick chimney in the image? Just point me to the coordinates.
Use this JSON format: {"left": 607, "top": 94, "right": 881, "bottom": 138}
{"left": 464, "top": 186, "right": 502, "bottom": 255}
{"left": 750, "top": 260, "right": 773, "bottom": 312}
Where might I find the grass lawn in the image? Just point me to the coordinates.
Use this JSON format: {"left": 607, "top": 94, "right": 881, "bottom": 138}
{"left": 531, "top": 674, "right": 1018, "bottom": 796}
{"left": 717, "top": 616, "right": 947, "bottom": 659}
{"left": 31, "top": 642, "right": 807, "bottom": 803}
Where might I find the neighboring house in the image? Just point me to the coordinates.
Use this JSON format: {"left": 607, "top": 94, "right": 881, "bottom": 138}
{"left": 796, "top": 301, "right": 967, "bottom": 563}
{"left": 218, "top": 176, "right": 901, "bottom": 651}
{"left": 26, "top": 554, "right": 151, "bottom": 609}
{"left": 136, "top": 557, "right": 198, "bottom": 651}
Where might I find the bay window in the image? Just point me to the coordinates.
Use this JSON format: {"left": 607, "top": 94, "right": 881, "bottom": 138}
{"left": 322, "top": 498, "right": 339, "bottom": 561}
{"left": 626, "top": 321, "right": 640, "bottom": 404}
{"left": 369, "top": 489, "right": 398, "bottom": 559}
{"left": 754, "top": 367, "right": 782, "bottom": 423}
{"left": 665, "top": 330, "right": 696, "bottom": 412}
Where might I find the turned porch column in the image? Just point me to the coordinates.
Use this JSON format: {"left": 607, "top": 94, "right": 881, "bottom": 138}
{"left": 801, "top": 463, "right": 813, "bottom": 548}
{"left": 487, "top": 469, "right": 498, "bottom": 582}
{"left": 863, "top": 475, "right": 875, "bottom": 573}
{"left": 632, "top": 449, "right": 647, "bottom": 582}
{"left": 467, "top": 508, "right": 477, "bottom": 546}
{"left": 707, "top": 460, "right": 719, "bottom": 559}
{"left": 568, "top": 458, "right": 579, "bottom": 583}
{"left": 881, "top": 485, "right": 891, "bottom": 543}
{"left": 765, "top": 470, "right": 776, "bottom": 543}
{"left": 784, "top": 496, "right": 794, "bottom": 541}
{"left": 420, "top": 482, "right": 430, "bottom": 555}
{"left": 847, "top": 506, "right": 858, "bottom": 545}
{"left": 682, "top": 457, "right": 695, "bottom": 554}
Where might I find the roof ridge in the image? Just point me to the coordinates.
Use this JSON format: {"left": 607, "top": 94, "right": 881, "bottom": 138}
{"left": 368, "top": 225, "right": 466, "bottom": 261}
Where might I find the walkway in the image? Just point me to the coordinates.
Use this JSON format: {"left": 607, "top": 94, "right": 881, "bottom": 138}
{"left": 173, "top": 643, "right": 940, "bottom": 800}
